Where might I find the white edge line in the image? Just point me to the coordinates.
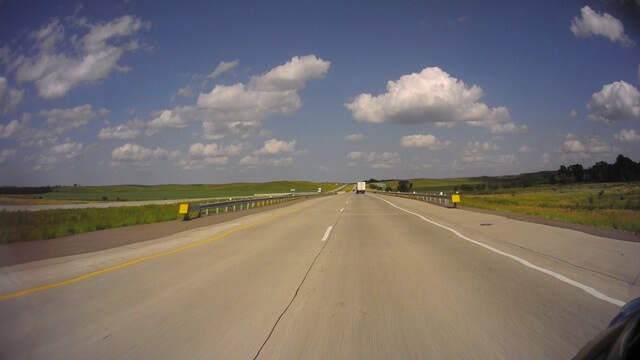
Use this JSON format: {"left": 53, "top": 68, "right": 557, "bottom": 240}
{"left": 373, "top": 195, "right": 626, "bottom": 307}
{"left": 321, "top": 226, "right": 333, "bottom": 242}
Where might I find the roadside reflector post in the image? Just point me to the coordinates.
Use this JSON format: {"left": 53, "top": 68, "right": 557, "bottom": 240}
{"left": 451, "top": 194, "right": 461, "bottom": 208}
{"left": 179, "top": 203, "right": 190, "bottom": 221}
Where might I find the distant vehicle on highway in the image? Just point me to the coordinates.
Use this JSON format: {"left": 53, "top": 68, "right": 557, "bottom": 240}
{"left": 356, "top": 181, "right": 366, "bottom": 194}
{"left": 573, "top": 297, "right": 640, "bottom": 359}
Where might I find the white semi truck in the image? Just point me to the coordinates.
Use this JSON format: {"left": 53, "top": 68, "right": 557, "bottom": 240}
{"left": 356, "top": 181, "right": 366, "bottom": 194}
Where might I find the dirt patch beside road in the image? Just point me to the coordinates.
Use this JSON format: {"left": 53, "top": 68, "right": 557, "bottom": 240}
{"left": 0, "top": 198, "right": 311, "bottom": 267}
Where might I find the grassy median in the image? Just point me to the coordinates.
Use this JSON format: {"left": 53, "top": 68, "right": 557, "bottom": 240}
{"left": 0, "top": 204, "right": 186, "bottom": 244}
{"left": 1, "top": 181, "right": 340, "bottom": 203}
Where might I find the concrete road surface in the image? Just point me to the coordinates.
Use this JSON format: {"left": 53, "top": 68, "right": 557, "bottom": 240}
{"left": 1, "top": 193, "right": 639, "bottom": 359}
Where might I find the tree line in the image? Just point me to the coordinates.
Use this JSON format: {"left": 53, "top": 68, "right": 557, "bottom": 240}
{"left": 551, "top": 154, "right": 640, "bottom": 184}
{"left": 365, "top": 178, "right": 414, "bottom": 192}
{"left": 0, "top": 186, "right": 53, "bottom": 195}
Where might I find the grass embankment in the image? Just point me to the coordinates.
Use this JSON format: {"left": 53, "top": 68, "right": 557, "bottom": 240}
{"left": 0, "top": 181, "right": 342, "bottom": 244}
{"left": 0, "top": 204, "right": 185, "bottom": 244}
{"left": 2, "top": 181, "right": 340, "bottom": 203}
{"left": 460, "top": 183, "right": 640, "bottom": 234}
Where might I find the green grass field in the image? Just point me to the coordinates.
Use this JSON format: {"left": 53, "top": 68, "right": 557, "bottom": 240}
{"left": 460, "top": 182, "right": 640, "bottom": 233}
{"left": 2, "top": 181, "right": 340, "bottom": 203}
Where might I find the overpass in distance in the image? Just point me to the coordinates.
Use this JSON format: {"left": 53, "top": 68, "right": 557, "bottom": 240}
{"left": 1, "top": 191, "right": 639, "bottom": 359}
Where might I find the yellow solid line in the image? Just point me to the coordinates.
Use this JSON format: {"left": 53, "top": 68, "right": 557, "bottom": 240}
{"left": 0, "top": 200, "right": 318, "bottom": 301}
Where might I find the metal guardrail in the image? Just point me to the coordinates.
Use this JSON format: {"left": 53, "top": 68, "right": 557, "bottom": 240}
{"left": 374, "top": 191, "right": 460, "bottom": 208}
{"left": 178, "top": 193, "right": 318, "bottom": 221}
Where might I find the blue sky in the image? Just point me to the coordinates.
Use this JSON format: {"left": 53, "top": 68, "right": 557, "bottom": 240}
{"left": 1, "top": 0, "right": 639, "bottom": 186}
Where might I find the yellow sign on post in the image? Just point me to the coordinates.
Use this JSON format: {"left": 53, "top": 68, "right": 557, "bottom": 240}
{"left": 179, "top": 204, "right": 189, "bottom": 214}
{"left": 451, "top": 194, "right": 461, "bottom": 203}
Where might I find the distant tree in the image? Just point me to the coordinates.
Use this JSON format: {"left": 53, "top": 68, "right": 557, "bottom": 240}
{"left": 368, "top": 183, "right": 377, "bottom": 190}
{"left": 366, "top": 178, "right": 379, "bottom": 184}
{"left": 587, "top": 161, "right": 610, "bottom": 182}
{"left": 385, "top": 186, "right": 392, "bottom": 192}
{"left": 568, "top": 164, "right": 584, "bottom": 182}
{"left": 555, "top": 165, "right": 574, "bottom": 184}
{"left": 396, "top": 180, "right": 413, "bottom": 192}
{"left": 460, "top": 184, "right": 475, "bottom": 192}
{"left": 612, "top": 154, "right": 640, "bottom": 181}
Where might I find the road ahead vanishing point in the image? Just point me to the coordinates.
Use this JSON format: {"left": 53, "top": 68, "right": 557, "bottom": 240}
{"left": 1, "top": 193, "right": 639, "bottom": 359}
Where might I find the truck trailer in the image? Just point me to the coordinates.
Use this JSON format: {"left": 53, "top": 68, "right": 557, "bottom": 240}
{"left": 356, "top": 181, "right": 366, "bottom": 194}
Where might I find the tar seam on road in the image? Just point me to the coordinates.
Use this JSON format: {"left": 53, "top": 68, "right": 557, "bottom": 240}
{"left": 0, "top": 199, "right": 324, "bottom": 301}
{"left": 252, "top": 195, "right": 349, "bottom": 360}
{"left": 372, "top": 195, "right": 626, "bottom": 307}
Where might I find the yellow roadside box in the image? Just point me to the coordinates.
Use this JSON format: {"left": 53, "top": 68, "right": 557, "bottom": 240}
{"left": 179, "top": 204, "right": 189, "bottom": 214}
{"left": 451, "top": 194, "right": 461, "bottom": 203}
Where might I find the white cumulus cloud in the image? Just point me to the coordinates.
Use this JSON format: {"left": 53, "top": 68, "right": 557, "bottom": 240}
{"left": 587, "top": 81, "right": 640, "bottom": 123}
{"left": 239, "top": 155, "right": 261, "bottom": 166}
{"left": 614, "top": 128, "right": 640, "bottom": 142}
{"left": 188, "top": 142, "right": 244, "bottom": 157}
{"left": 110, "top": 143, "right": 177, "bottom": 166}
{"left": 146, "top": 108, "right": 189, "bottom": 134}
{"left": 248, "top": 55, "right": 330, "bottom": 91}
{"left": 518, "top": 145, "right": 537, "bottom": 153}
{"left": 0, "top": 119, "right": 24, "bottom": 139}
{"left": 33, "top": 139, "right": 86, "bottom": 170}
{"left": 560, "top": 134, "right": 615, "bottom": 163}
{"left": 344, "top": 133, "right": 364, "bottom": 142}
{"left": 0, "top": 149, "right": 17, "bottom": 165}
{"left": 13, "top": 15, "right": 150, "bottom": 99}
{"left": 344, "top": 67, "right": 524, "bottom": 133}
{"left": 346, "top": 151, "right": 400, "bottom": 169}
{"left": 197, "top": 55, "right": 330, "bottom": 124}
{"left": 197, "top": 83, "right": 301, "bottom": 121}
{"left": 0, "top": 76, "right": 24, "bottom": 116}
{"left": 570, "top": 6, "right": 635, "bottom": 47}
{"left": 98, "top": 119, "right": 144, "bottom": 140}
{"left": 254, "top": 138, "right": 297, "bottom": 155}
{"left": 400, "top": 134, "right": 452, "bottom": 149}
{"left": 37, "top": 104, "right": 97, "bottom": 135}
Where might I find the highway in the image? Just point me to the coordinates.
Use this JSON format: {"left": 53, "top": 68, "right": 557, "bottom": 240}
{"left": 1, "top": 192, "right": 639, "bottom": 359}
